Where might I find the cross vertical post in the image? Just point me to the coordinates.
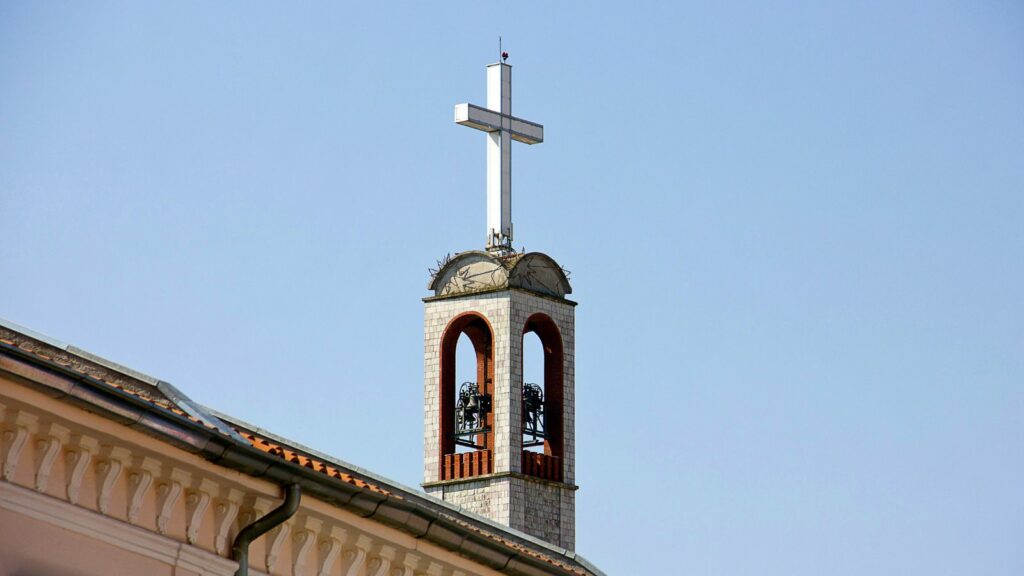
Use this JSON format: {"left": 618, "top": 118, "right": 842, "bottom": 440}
{"left": 455, "top": 61, "right": 544, "bottom": 252}
{"left": 487, "top": 63, "right": 512, "bottom": 251}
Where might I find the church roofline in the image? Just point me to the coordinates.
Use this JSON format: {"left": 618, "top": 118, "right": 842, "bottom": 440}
{"left": 0, "top": 316, "right": 604, "bottom": 576}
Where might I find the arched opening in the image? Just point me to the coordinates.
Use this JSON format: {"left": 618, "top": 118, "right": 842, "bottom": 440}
{"left": 454, "top": 333, "right": 478, "bottom": 453}
{"left": 438, "top": 312, "right": 494, "bottom": 480}
{"left": 521, "top": 313, "right": 564, "bottom": 482}
{"left": 522, "top": 331, "right": 546, "bottom": 454}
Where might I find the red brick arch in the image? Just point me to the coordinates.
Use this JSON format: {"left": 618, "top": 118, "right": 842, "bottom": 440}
{"left": 521, "top": 313, "right": 564, "bottom": 481}
{"left": 438, "top": 312, "right": 494, "bottom": 480}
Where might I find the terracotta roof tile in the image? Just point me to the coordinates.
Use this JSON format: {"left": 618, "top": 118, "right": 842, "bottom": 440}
{"left": 238, "top": 430, "right": 394, "bottom": 497}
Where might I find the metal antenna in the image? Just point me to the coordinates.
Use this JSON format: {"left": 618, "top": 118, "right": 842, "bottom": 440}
{"left": 499, "top": 36, "right": 502, "bottom": 62}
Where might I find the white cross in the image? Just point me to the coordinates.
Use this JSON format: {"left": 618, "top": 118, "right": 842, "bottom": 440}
{"left": 455, "top": 62, "right": 544, "bottom": 251}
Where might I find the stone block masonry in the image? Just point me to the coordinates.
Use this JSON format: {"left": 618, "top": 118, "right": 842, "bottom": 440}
{"left": 423, "top": 285, "right": 577, "bottom": 551}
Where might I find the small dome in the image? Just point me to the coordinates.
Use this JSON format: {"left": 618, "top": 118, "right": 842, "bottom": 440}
{"left": 428, "top": 250, "right": 572, "bottom": 299}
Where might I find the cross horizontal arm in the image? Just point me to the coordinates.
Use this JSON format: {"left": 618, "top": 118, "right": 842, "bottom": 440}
{"left": 454, "top": 103, "right": 544, "bottom": 145}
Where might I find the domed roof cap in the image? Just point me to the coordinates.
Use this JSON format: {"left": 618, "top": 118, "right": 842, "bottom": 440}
{"left": 428, "top": 250, "right": 572, "bottom": 299}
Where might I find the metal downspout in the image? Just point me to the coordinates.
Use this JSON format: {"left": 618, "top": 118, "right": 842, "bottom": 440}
{"left": 232, "top": 483, "right": 301, "bottom": 576}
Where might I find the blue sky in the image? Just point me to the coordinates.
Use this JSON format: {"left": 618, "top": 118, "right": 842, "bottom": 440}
{"left": 2, "top": 2, "right": 1022, "bottom": 574}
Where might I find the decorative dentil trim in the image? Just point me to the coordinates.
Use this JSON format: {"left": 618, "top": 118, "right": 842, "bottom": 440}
{"left": 126, "top": 469, "right": 154, "bottom": 524}
{"left": 214, "top": 491, "right": 242, "bottom": 556}
{"left": 2, "top": 409, "right": 38, "bottom": 481}
{"left": 317, "top": 526, "right": 348, "bottom": 576}
{"left": 368, "top": 554, "right": 393, "bottom": 576}
{"left": 291, "top": 516, "right": 323, "bottom": 576}
{"left": 156, "top": 480, "right": 183, "bottom": 534}
{"left": 2, "top": 426, "right": 29, "bottom": 481}
{"left": 185, "top": 489, "right": 212, "bottom": 544}
{"left": 265, "top": 521, "right": 291, "bottom": 572}
{"left": 95, "top": 446, "right": 130, "bottom": 515}
{"left": 340, "top": 533, "right": 373, "bottom": 576}
{"left": 293, "top": 529, "right": 316, "bottom": 576}
{"left": 34, "top": 423, "right": 68, "bottom": 492}
{"left": 65, "top": 434, "right": 99, "bottom": 505}
{"left": 399, "top": 552, "right": 423, "bottom": 576}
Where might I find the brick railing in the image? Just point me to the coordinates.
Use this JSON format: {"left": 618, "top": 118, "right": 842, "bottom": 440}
{"left": 442, "top": 449, "right": 492, "bottom": 480}
{"left": 521, "top": 451, "right": 562, "bottom": 482}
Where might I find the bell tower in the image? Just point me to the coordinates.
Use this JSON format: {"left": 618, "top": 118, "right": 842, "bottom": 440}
{"left": 421, "top": 59, "right": 577, "bottom": 550}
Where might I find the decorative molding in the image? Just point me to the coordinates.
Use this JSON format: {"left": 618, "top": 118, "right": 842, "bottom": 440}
{"left": 175, "top": 542, "right": 239, "bottom": 576}
{"left": 2, "top": 426, "right": 29, "bottom": 481}
{"left": 96, "top": 446, "right": 130, "bottom": 515}
{"left": 126, "top": 469, "right": 154, "bottom": 525}
{"left": 34, "top": 436, "right": 62, "bottom": 492}
{"left": 95, "top": 460, "right": 122, "bottom": 514}
{"left": 368, "top": 555, "right": 393, "bottom": 576}
{"left": 185, "top": 489, "right": 212, "bottom": 544}
{"left": 2, "top": 409, "right": 38, "bottom": 481}
{"left": 368, "top": 559, "right": 392, "bottom": 576}
{"left": 155, "top": 480, "right": 183, "bottom": 534}
{"left": 293, "top": 529, "right": 316, "bottom": 576}
{"left": 342, "top": 535, "right": 372, "bottom": 576}
{"left": 398, "top": 552, "right": 422, "bottom": 576}
{"left": 292, "top": 516, "right": 323, "bottom": 576}
{"left": 128, "top": 457, "right": 162, "bottom": 525}
{"left": 154, "top": 467, "right": 190, "bottom": 533}
{"left": 317, "top": 527, "right": 347, "bottom": 576}
{"left": 265, "top": 521, "right": 291, "bottom": 572}
{"left": 34, "top": 422, "right": 69, "bottom": 492}
{"left": 318, "top": 538, "right": 342, "bottom": 576}
{"left": 65, "top": 434, "right": 99, "bottom": 505}
{"left": 213, "top": 490, "right": 242, "bottom": 555}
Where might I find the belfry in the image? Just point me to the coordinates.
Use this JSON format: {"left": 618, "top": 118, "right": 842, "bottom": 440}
{"left": 422, "top": 58, "right": 578, "bottom": 550}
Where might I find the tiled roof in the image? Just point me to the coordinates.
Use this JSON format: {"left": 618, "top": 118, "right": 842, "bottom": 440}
{"left": 239, "top": 430, "right": 395, "bottom": 497}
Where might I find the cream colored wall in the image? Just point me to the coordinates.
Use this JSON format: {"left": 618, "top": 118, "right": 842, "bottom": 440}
{"left": 0, "top": 370, "right": 513, "bottom": 576}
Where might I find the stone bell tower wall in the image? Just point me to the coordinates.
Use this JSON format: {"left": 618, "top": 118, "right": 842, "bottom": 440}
{"left": 508, "top": 290, "right": 576, "bottom": 488}
{"left": 423, "top": 291, "right": 514, "bottom": 484}
{"left": 422, "top": 287, "right": 576, "bottom": 550}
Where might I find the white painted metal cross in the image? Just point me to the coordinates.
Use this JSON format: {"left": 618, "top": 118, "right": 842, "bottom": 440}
{"left": 455, "top": 62, "right": 544, "bottom": 251}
